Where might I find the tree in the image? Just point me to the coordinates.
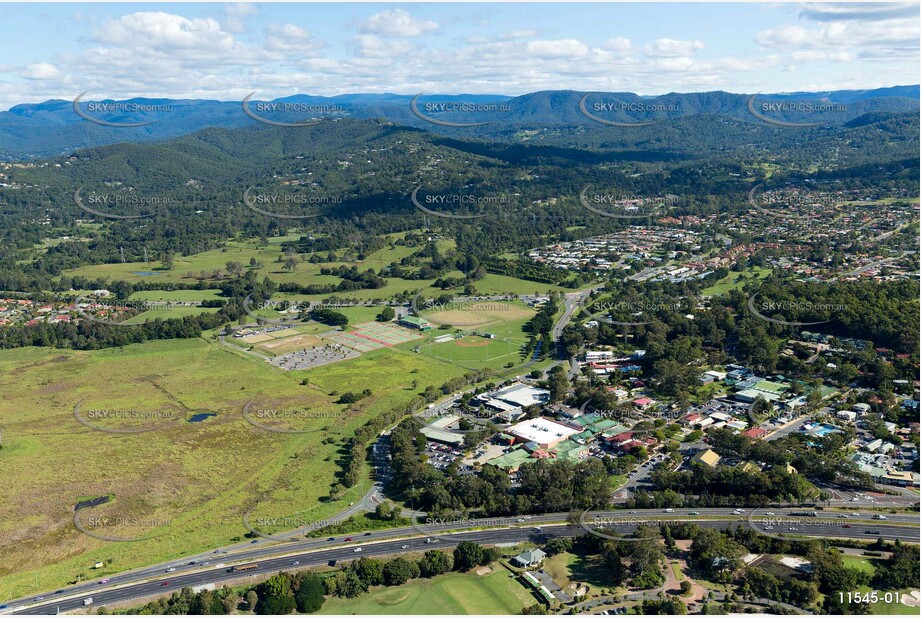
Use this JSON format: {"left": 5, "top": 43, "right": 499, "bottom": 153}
{"left": 256, "top": 573, "right": 296, "bottom": 614}
{"left": 244, "top": 590, "right": 258, "bottom": 612}
{"left": 375, "top": 500, "right": 398, "bottom": 521}
{"left": 350, "top": 557, "right": 385, "bottom": 586}
{"left": 383, "top": 557, "right": 420, "bottom": 586}
{"left": 419, "top": 550, "right": 453, "bottom": 577}
{"left": 453, "top": 541, "right": 486, "bottom": 571}
{"left": 377, "top": 306, "right": 396, "bottom": 322}
{"left": 294, "top": 573, "right": 325, "bottom": 613}
{"left": 161, "top": 251, "right": 175, "bottom": 271}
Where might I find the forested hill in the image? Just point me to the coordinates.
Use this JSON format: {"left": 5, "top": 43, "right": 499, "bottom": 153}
{"left": 1, "top": 86, "right": 917, "bottom": 159}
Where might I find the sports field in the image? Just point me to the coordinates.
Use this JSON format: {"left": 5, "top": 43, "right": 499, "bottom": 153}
{"left": 0, "top": 338, "right": 467, "bottom": 598}
{"left": 317, "top": 567, "right": 537, "bottom": 615}
{"left": 408, "top": 300, "right": 536, "bottom": 370}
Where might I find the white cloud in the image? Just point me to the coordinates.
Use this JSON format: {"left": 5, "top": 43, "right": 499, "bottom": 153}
{"left": 20, "top": 62, "right": 61, "bottom": 80}
{"left": 643, "top": 38, "right": 705, "bottom": 58}
{"left": 360, "top": 10, "right": 437, "bottom": 37}
{"left": 603, "top": 37, "right": 632, "bottom": 53}
{"left": 225, "top": 3, "right": 258, "bottom": 33}
{"left": 264, "top": 23, "right": 324, "bottom": 55}
{"left": 95, "top": 12, "right": 240, "bottom": 54}
{"left": 351, "top": 34, "right": 414, "bottom": 59}
{"left": 525, "top": 39, "right": 590, "bottom": 59}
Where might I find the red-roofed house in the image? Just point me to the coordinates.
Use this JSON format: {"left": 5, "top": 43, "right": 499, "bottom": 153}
{"left": 632, "top": 397, "right": 654, "bottom": 410}
{"left": 742, "top": 427, "right": 768, "bottom": 440}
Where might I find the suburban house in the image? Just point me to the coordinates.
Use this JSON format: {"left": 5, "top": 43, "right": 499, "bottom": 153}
{"left": 691, "top": 448, "right": 721, "bottom": 468}
{"left": 512, "top": 548, "right": 547, "bottom": 568}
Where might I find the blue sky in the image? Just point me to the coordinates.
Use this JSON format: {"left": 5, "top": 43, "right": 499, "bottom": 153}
{"left": 0, "top": 2, "right": 917, "bottom": 110}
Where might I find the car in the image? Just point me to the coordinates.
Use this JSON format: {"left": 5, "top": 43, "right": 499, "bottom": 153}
{"left": 188, "top": 560, "right": 197, "bottom": 565}
{"left": 161, "top": 582, "right": 170, "bottom": 587}
{"left": 53, "top": 591, "right": 63, "bottom": 595}
{"left": 100, "top": 579, "right": 109, "bottom": 584}
{"left": 201, "top": 562, "right": 210, "bottom": 566}
{"left": 865, "top": 530, "right": 881, "bottom": 535}
{"left": 83, "top": 599, "right": 93, "bottom": 606}
{"left": 353, "top": 548, "right": 363, "bottom": 553}
{"left": 689, "top": 511, "right": 700, "bottom": 515}
{"left": 328, "top": 537, "right": 336, "bottom": 541}
{"left": 401, "top": 545, "right": 409, "bottom": 549}
{"left": 250, "top": 539, "right": 258, "bottom": 544}
{"left": 291, "top": 561, "right": 300, "bottom": 566}
{"left": 363, "top": 532, "right": 372, "bottom": 536}
{"left": 842, "top": 524, "right": 852, "bottom": 528}
{"left": 166, "top": 567, "right": 176, "bottom": 573}
{"left": 344, "top": 537, "right": 353, "bottom": 541}
{"left": 33, "top": 597, "right": 44, "bottom": 602}
{"left": 764, "top": 526, "right": 774, "bottom": 530}
{"left": 765, "top": 511, "right": 775, "bottom": 516}
{"left": 788, "top": 527, "right": 798, "bottom": 531}
{"left": 0, "top": 605, "right": 8, "bottom": 610}
{"left": 213, "top": 549, "right": 221, "bottom": 554}
{"left": 838, "top": 514, "right": 848, "bottom": 518}
{"left": 517, "top": 518, "right": 525, "bottom": 523}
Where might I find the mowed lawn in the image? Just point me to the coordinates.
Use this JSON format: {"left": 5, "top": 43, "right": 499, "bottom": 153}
{"left": 0, "top": 338, "right": 466, "bottom": 598}
{"left": 317, "top": 568, "right": 536, "bottom": 615}
{"left": 701, "top": 266, "right": 772, "bottom": 296}
{"left": 408, "top": 301, "right": 536, "bottom": 371}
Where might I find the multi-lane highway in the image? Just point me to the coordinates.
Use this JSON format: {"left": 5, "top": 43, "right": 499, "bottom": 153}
{"left": 5, "top": 508, "right": 917, "bottom": 615}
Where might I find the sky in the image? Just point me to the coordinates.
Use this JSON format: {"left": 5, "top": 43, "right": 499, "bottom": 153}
{"left": 0, "top": 2, "right": 918, "bottom": 110}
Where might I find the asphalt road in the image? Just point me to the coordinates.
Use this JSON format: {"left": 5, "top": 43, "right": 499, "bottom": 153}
{"left": 6, "top": 509, "right": 917, "bottom": 615}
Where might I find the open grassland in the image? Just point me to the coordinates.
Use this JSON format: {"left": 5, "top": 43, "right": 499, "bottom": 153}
{"left": 127, "top": 290, "right": 224, "bottom": 302}
{"left": 542, "top": 551, "right": 612, "bottom": 597}
{"left": 409, "top": 301, "right": 536, "bottom": 371}
{"left": 0, "top": 338, "right": 466, "bottom": 598}
{"left": 62, "top": 235, "right": 574, "bottom": 300}
{"left": 317, "top": 567, "right": 536, "bottom": 615}
{"left": 701, "top": 266, "right": 772, "bottom": 297}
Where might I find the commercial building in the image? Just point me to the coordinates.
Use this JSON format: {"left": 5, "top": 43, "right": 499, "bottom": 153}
{"left": 506, "top": 417, "right": 580, "bottom": 450}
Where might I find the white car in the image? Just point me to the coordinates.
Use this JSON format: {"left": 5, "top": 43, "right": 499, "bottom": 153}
{"left": 764, "top": 526, "right": 774, "bottom": 530}
{"left": 765, "top": 512, "right": 775, "bottom": 516}
{"left": 789, "top": 527, "right": 798, "bottom": 531}
{"left": 353, "top": 548, "right": 363, "bottom": 553}
{"left": 166, "top": 567, "right": 176, "bottom": 573}
{"left": 401, "top": 545, "right": 409, "bottom": 549}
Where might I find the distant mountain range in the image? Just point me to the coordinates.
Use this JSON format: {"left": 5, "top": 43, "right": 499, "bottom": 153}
{"left": 1, "top": 87, "right": 917, "bottom": 160}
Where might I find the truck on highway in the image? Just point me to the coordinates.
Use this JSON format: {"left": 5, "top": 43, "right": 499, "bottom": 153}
{"left": 228, "top": 563, "right": 259, "bottom": 573}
